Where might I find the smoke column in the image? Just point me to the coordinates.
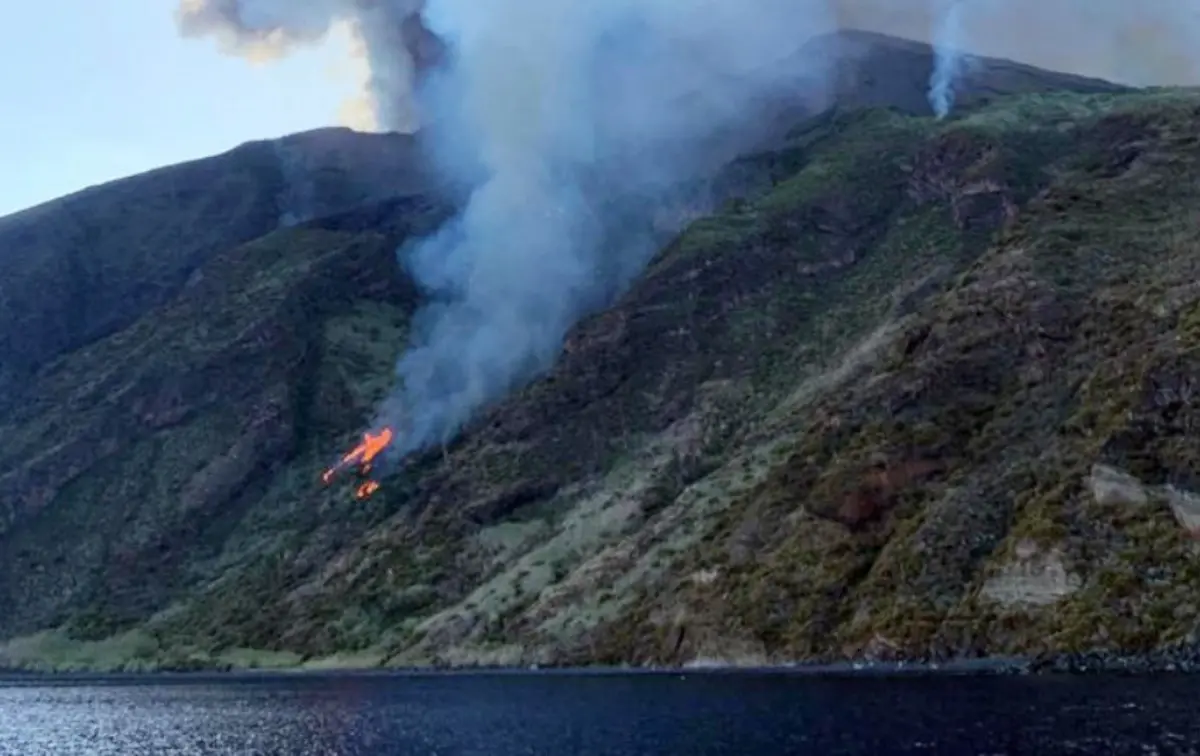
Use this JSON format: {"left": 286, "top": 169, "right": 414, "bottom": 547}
{"left": 928, "top": 0, "right": 967, "bottom": 118}
{"left": 175, "top": 0, "right": 437, "bottom": 132}
{"left": 379, "top": 0, "right": 840, "bottom": 455}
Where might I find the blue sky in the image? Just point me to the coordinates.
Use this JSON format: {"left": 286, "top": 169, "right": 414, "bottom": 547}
{"left": 0, "top": 2, "right": 355, "bottom": 217}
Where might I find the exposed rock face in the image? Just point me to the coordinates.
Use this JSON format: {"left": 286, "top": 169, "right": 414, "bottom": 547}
{"left": 1089, "top": 464, "right": 1150, "bottom": 508}
{"left": 1088, "top": 464, "right": 1200, "bottom": 541}
{"left": 1163, "top": 487, "right": 1200, "bottom": 539}
{"left": 980, "top": 541, "right": 1082, "bottom": 608}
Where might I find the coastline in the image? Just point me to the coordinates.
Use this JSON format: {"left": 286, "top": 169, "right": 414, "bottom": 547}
{"left": 5, "top": 648, "right": 1200, "bottom": 683}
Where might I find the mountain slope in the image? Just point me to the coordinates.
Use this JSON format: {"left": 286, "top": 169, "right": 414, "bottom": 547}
{"left": 271, "top": 89, "right": 1200, "bottom": 670}
{"left": 3, "top": 36, "right": 1199, "bottom": 672}
{"left": 608, "top": 91, "right": 1200, "bottom": 666}
{"left": 826, "top": 30, "right": 1123, "bottom": 114}
{"left": 0, "top": 195, "right": 450, "bottom": 638}
{"left": 0, "top": 129, "right": 431, "bottom": 410}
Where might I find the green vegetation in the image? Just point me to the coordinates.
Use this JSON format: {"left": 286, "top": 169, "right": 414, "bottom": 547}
{"left": 4, "top": 72, "right": 1200, "bottom": 672}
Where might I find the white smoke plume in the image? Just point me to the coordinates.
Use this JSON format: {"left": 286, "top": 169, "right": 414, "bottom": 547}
{"left": 175, "top": 0, "right": 438, "bottom": 132}
{"left": 376, "top": 0, "right": 841, "bottom": 456}
{"left": 929, "top": 0, "right": 969, "bottom": 118}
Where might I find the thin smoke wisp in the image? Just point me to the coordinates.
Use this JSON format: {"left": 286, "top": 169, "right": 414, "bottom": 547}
{"left": 921, "top": 0, "right": 1200, "bottom": 117}
{"left": 929, "top": 0, "right": 968, "bottom": 118}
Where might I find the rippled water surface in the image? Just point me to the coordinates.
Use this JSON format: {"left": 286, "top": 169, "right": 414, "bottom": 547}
{"left": 2, "top": 671, "right": 1199, "bottom": 755}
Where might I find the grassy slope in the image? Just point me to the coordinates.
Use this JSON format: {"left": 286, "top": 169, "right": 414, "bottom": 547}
{"left": 600, "top": 88, "right": 1200, "bottom": 666}
{"left": 0, "top": 142, "right": 288, "bottom": 405}
{"left": 0, "top": 195, "right": 449, "bottom": 670}
{"left": 5, "top": 87, "right": 1200, "bottom": 671}
{"left": 0, "top": 129, "right": 427, "bottom": 414}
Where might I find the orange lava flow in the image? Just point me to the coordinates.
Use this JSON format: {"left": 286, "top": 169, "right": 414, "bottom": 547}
{"left": 321, "top": 427, "right": 394, "bottom": 498}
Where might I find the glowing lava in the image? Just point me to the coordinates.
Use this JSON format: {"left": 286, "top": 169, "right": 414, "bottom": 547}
{"left": 355, "top": 480, "right": 381, "bottom": 499}
{"left": 322, "top": 427, "right": 394, "bottom": 498}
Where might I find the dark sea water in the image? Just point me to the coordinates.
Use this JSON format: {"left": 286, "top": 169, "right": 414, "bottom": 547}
{"left": 1, "top": 670, "right": 1198, "bottom": 755}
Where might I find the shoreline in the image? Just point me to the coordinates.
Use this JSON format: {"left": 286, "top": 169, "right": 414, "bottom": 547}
{"left": 4, "top": 650, "right": 1200, "bottom": 682}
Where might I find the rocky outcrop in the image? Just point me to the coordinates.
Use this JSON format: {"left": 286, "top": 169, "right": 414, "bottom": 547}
{"left": 1089, "top": 463, "right": 1200, "bottom": 540}
{"left": 1089, "top": 464, "right": 1151, "bottom": 508}
{"left": 980, "top": 541, "right": 1081, "bottom": 608}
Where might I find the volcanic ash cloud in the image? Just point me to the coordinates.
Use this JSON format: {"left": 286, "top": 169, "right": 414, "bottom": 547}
{"left": 175, "top": 0, "right": 438, "bottom": 132}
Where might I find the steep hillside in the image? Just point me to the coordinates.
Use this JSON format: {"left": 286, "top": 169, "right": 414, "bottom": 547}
{"left": 675, "top": 30, "right": 1125, "bottom": 169}
{"left": 826, "top": 30, "right": 1123, "bottom": 114}
{"left": 257, "top": 88, "right": 1200, "bottom": 671}
{"left": 4, "top": 36, "right": 1200, "bottom": 672}
{"left": 0, "top": 128, "right": 431, "bottom": 409}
